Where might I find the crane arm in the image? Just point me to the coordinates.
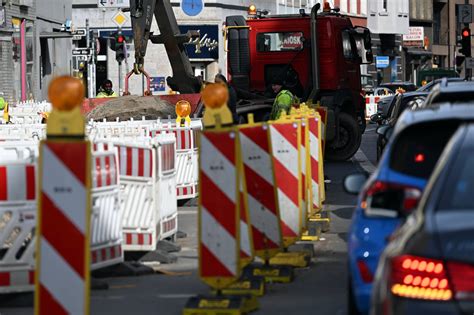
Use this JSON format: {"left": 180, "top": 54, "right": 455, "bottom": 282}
{"left": 129, "top": 0, "right": 201, "bottom": 94}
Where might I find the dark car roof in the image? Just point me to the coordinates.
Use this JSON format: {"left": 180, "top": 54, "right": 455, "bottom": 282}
{"left": 423, "top": 81, "right": 474, "bottom": 107}
{"left": 394, "top": 102, "right": 474, "bottom": 136}
{"left": 417, "top": 77, "right": 464, "bottom": 91}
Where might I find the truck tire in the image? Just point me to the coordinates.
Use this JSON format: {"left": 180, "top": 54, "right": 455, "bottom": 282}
{"left": 326, "top": 112, "right": 361, "bottom": 161}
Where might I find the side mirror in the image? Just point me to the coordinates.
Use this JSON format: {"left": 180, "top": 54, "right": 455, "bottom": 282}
{"left": 343, "top": 173, "right": 369, "bottom": 195}
{"left": 370, "top": 113, "right": 383, "bottom": 124}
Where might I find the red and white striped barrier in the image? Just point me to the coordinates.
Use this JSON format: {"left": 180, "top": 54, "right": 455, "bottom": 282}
{"left": 199, "top": 130, "right": 240, "bottom": 288}
{"left": 316, "top": 107, "right": 327, "bottom": 156}
{"left": 36, "top": 141, "right": 91, "bottom": 314}
{"left": 239, "top": 178, "right": 253, "bottom": 267}
{"left": 239, "top": 124, "right": 282, "bottom": 259}
{"left": 90, "top": 150, "right": 123, "bottom": 270}
{"left": 300, "top": 119, "right": 310, "bottom": 229}
{"left": 308, "top": 115, "right": 323, "bottom": 212}
{"left": 269, "top": 121, "right": 302, "bottom": 247}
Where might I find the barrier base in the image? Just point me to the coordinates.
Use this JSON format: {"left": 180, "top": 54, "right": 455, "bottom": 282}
{"left": 216, "top": 276, "right": 265, "bottom": 297}
{"left": 243, "top": 264, "right": 294, "bottom": 283}
{"left": 183, "top": 294, "right": 258, "bottom": 315}
{"left": 269, "top": 251, "right": 310, "bottom": 268}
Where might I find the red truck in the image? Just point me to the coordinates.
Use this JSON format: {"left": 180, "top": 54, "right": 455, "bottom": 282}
{"left": 226, "top": 3, "right": 373, "bottom": 160}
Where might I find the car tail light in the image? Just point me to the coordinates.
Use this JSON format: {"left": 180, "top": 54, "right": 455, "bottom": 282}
{"left": 360, "top": 181, "right": 422, "bottom": 218}
{"left": 447, "top": 261, "right": 474, "bottom": 300}
{"left": 390, "top": 255, "right": 452, "bottom": 301}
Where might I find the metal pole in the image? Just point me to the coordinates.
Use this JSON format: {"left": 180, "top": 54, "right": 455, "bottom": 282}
{"left": 465, "top": 0, "right": 470, "bottom": 80}
{"left": 118, "top": 27, "right": 122, "bottom": 94}
{"left": 86, "top": 19, "right": 93, "bottom": 98}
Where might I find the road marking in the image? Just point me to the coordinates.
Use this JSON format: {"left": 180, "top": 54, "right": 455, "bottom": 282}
{"left": 353, "top": 148, "right": 376, "bottom": 174}
{"left": 157, "top": 294, "right": 195, "bottom": 299}
{"left": 110, "top": 284, "right": 137, "bottom": 289}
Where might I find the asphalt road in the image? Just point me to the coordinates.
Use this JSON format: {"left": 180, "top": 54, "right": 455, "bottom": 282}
{"left": 0, "top": 126, "right": 378, "bottom": 315}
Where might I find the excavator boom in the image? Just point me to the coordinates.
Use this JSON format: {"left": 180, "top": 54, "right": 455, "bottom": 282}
{"left": 129, "top": 0, "right": 201, "bottom": 94}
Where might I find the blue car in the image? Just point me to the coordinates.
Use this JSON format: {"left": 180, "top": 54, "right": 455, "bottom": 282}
{"left": 344, "top": 106, "right": 471, "bottom": 315}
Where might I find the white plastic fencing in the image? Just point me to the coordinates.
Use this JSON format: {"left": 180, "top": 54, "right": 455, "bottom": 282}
{"left": 0, "top": 124, "right": 46, "bottom": 142}
{"left": 95, "top": 133, "right": 178, "bottom": 251}
{"left": 0, "top": 143, "right": 37, "bottom": 293}
{"left": 1, "top": 101, "right": 51, "bottom": 125}
{"left": 150, "top": 120, "right": 202, "bottom": 201}
{"left": 0, "top": 141, "right": 123, "bottom": 294}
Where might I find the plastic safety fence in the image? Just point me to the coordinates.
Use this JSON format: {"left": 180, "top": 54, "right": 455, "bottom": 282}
{"left": 150, "top": 120, "right": 202, "bottom": 201}
{"left": 0, "top": 142, "right": 124, "bottom": 294}
{"left": 1, "top": 101, "right": 51, "bottom": 125}
{"left": 109, "top": 133, "right": 178, "bottom": 251}
{"left": 0, "top": 124, "right": 46, "bottom": 142}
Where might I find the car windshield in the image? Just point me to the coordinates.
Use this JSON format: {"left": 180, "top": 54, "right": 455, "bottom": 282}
{"left": 438, "top": 150, "right": 474, "bottom": 210}
{"left": 390, "top": 123, "right": 459, "bottom": 179}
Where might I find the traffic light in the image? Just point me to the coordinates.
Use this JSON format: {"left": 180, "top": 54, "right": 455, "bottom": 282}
{"left": 459, "top": 27, "right": 471, "bottom": 57}
{"left": 115, "top": 33, "right": 126, "bottom": 62}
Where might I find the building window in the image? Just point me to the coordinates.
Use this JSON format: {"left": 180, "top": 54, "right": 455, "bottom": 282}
{"left": 383, "top": 0, "right": 388, "bottom": 12}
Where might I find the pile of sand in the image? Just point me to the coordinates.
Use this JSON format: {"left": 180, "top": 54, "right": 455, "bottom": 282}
{"left": 86, "top": 96, "right": 177, "bottom": 121}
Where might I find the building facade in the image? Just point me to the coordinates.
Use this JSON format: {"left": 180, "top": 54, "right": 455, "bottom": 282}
{"left": 0, "top": 0, "right": 72, "bottom": 104}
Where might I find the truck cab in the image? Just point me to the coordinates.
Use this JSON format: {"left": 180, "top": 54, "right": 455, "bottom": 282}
{"left": 226, "top": 4, "right": 372, "bottom": 160}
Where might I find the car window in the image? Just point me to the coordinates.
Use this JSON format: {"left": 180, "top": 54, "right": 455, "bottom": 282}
{"left": 396, "top": 96, "right": 426, "bottom": 118}
{"left": 388, "top": 95, "right": 401, "bottom": 118}
{"left": 390, "top": 123, "right": 459, "bottom": 179}
{"left": 438, "top": 150, "right": 474, "bottom": 210}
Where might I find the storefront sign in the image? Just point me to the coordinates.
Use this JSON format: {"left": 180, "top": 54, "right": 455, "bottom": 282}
{"left": 403, "top": 27, "right": 424, "bottom": 47}
{"left": 179, "top": 25, "right": 218, "bottom": 60}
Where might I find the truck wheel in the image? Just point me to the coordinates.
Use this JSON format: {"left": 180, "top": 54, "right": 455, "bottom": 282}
{"left": 326, "top": 113, "right": 361, "bottom": 161}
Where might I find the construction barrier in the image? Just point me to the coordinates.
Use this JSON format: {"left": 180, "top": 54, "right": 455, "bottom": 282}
{"left": 269, "top": 120, "right": 302, "bottom": 248}
{"left": 0, "top": 124, "right": 46, "bottom": 142}
{"left": 1, "top": 101, "right": 51, "bottom": 125}
{"left": 315, "top": 107, "right": 327, "bottom": 156}
{"left": 198, "top": 129, "right": 241, "bottom": 289}
{"left": 36, "top": 139, "right": 91, "bottom": 314}
{"left": 0, "top": 143, "right": 37, "bottom": 294}
{"left": 365, "top": 95, "right": 391, "bottom": 119}
{"left": 239, "top": 123, "right": 282, "bottom": 260}
{"left": 0, "top": 141, "right": 123, "bottom": 295}
{"left": 112, "top": 133, "right": 177, "bottom": 251}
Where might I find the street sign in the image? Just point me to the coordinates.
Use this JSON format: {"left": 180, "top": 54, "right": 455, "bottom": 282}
{"left": 73, "top": 48, "right": 93, "bottom": 56}
{"left": 466, "top": 57, "right": 474, "bottom": 69}
{"left": 458, "top": 4, "right": 473, "bottom": 24}
{"left": 112, "top": 10, "right": 128, "bottom": 27}
{"left": 72, "top": 29, "right": 86, "bottom": 36}
{"left": 98, "top": 0, "right": 129, "bottom": 8}
{"left": 376, "top": 56, "right": 390, "bottom": 69}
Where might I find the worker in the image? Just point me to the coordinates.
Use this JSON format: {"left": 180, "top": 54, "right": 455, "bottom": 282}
{"left": 97, "top": 79, "right": 118, "bottom": 98}
{"left": 214, "top": 74, "right": 238, "bottom": 123}
{"left": 269, "top": 77, "right": 298, "bottom": 120}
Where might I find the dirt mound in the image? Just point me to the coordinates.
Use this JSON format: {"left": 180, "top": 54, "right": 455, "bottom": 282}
{"left": 86, "top": 96, "right": 177, "bottom": 121}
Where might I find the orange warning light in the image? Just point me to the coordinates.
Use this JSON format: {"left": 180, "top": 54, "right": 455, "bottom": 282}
{"left": 48, "top": 76, "right": 85, "bottom": 112}
{"left": 201, "top": 83, "right": 229, "bottom": 109}
{"left": 176, "top": 100, "right": 192, "bottom": 117}
{"left": 248, "top": 4, "right": 257, "bottom": 15}
{"left": 323, "top": 2, "right": 331, "bottom": 12}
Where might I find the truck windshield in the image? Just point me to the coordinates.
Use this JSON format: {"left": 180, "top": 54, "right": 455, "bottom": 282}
{"left": 256, "top": 32, "right": 304, "bottom": 52}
